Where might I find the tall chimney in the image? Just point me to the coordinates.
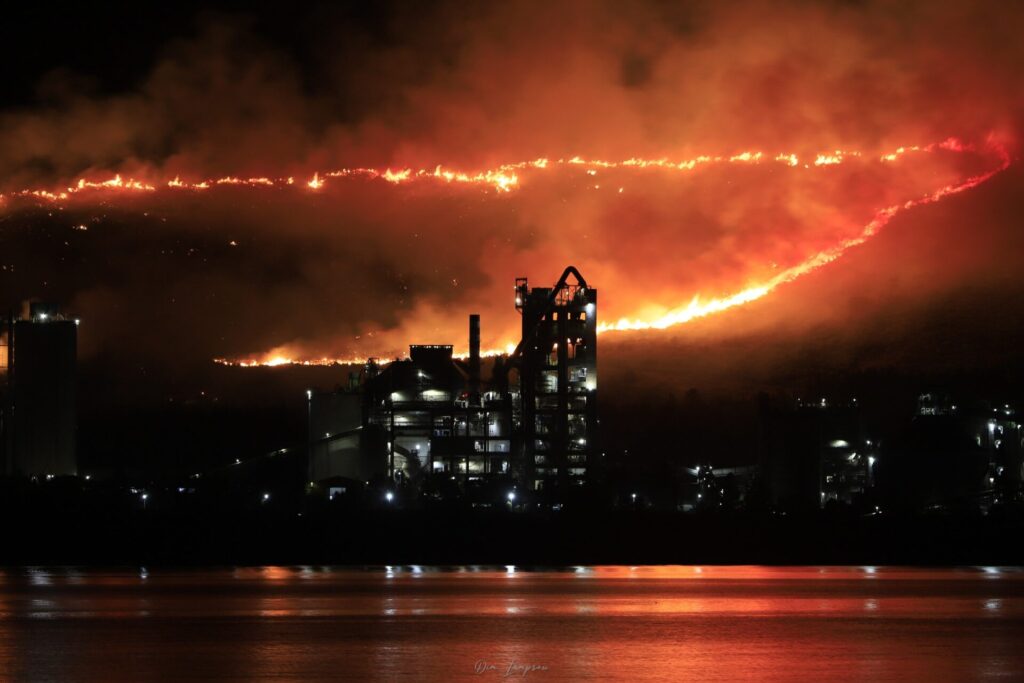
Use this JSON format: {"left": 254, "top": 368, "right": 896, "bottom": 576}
{"left": 469, "top": 313, "right": 481, "bottom": 399}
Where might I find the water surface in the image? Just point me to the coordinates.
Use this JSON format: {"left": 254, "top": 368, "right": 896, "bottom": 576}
{"left": 1, "top": 566, "right": 1022, "bottom": 681}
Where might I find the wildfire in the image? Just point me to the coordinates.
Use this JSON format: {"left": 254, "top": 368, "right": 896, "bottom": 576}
{"left": 0, "top": 135, "right": 1011, "bottom": 368}
{"left": 209, "top": 136, "right": 1012, "bottom": 367}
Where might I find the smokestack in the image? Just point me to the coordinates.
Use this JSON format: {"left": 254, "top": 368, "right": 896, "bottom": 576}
{"left": 469, "top": 313, "right": 481, "bottom": 399}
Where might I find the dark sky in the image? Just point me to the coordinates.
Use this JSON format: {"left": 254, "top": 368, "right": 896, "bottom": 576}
{"left": 2, "top": 0, "right": 1023, "bottom": 404}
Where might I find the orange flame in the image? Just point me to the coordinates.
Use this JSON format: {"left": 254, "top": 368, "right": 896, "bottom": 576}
{"left": 0, "top": 139, "right": 967, "bottom": 203}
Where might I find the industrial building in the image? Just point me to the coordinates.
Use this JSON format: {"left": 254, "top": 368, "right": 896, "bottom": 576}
{"left": 0, "top": 303, "right": 78, "bottom": 477}
{"left": 307, "top": 266, "right": 598, "bottom": 497}
{"left": 875, "top": 394, "right": 1023, "bottom": 512}
{"left": 758, "top": 397, "right": 874, "bottom": 512}
{"left": 514, "top": 266, "right": 598, "bottom": 491}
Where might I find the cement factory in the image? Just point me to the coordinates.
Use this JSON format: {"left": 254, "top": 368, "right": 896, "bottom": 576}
{"left": 308, "top": 266, "right": 599, "bottom": 495}
{"left": 1, "top": 268, "right": 1022, "bottom": 517}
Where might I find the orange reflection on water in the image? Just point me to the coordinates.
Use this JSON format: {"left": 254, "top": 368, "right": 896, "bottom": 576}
{"left": 0, "top": 566, "right": 1021, "bottom": 681}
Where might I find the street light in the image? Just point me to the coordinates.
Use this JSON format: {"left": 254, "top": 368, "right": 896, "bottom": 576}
{"left": 507, "top": 491, "right": 516, "bottom": 502}
{"left": 385, "top": 491, "right": 394, "bottom": 503}
{"left": 141, "top": 493, "right": 149, "bottom": 510}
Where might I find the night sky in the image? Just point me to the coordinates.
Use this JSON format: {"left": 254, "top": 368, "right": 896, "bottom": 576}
{"left": 2, "top": 0, "right": 1023, "bottom": 410}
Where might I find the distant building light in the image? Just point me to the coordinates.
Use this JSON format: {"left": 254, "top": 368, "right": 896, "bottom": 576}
{"left": 385, "top": 491, "right": 394, "bottom": 503}
{"left": 830, "top": 439, "right": 850, "bottom": 448}
{"left": 868, "top": 456, "right": 876, "bottom": 467}
{"left": 38, "top": 313, "right": 48, "bottom": 321}
{"left": 262, "top": 492, "right": 271, "bottom": 502}
{"left": 507, "top": 491, "right": 516, "bottom": 502}
{"left": 306, "top": 389, "right": 312, "bottom": 400}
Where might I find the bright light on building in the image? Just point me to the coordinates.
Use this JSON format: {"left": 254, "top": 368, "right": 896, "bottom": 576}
{"left": 868, "top": 456, "right": 876, "bottom": 467}
{"left": 507, "top": 491, "right": 516, "bottom": 502}
{"left": 385, "top": 491, "right": 394, "bottom": 502}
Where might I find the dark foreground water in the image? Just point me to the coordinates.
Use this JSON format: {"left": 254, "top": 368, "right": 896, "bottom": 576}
{"left": 1, "top": 566, "right": 1022, "bottom": 681}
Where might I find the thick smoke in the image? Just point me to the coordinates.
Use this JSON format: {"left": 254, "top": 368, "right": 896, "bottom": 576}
{"left": 1, "top": 0, "right": 1022, "bottom": 373}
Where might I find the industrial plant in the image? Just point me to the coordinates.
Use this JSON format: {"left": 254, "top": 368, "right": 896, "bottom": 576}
{"left": 1, "top": 281, "right": 1019, "bottom": 520}
{"left": 307, "top": 266, "right": 598, "bottom": 497}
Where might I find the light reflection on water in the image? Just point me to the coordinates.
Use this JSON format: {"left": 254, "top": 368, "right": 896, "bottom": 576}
{"left": 0, "top": 566, "right": 1022, "bottom": 681}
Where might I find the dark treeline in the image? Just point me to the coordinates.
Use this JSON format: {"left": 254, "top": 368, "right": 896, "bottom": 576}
{"left": 3, "top": 476, "right": 1023, "bottom": 566}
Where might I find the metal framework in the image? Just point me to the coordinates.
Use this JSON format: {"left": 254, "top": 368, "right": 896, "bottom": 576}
{"left": 512, "top": 266, "right": 598, "bottom": 490}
